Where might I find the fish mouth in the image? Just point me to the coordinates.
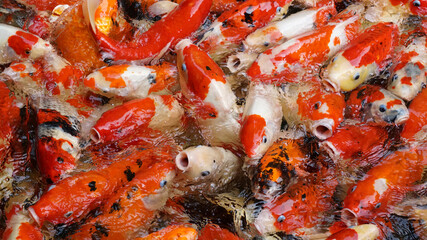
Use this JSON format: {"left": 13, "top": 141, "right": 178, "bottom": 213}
{"left": 311, "top": 119, "right": 334, "bottom": 140}
{"left": 341, "top": 208, "right": 358, "bottom": 227}
{"left": 28, "top": 207, "right": 40, "bottom": 226}
{"left": 319, "top": 140, "right": 340, "bottom": 161}
{"left": 90, "top": 128, "right": 101, "bottom": 144}
{"left": 226, "top": 52, "right": 257, "bottom": 73}
{"left": 175, "top": 151, "right": 190, "bottom": 172}
{"left": 322, "top": 78, "right": 340, "bottom": 92}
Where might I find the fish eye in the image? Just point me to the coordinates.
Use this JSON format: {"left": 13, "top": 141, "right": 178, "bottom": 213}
{"left": 314, "top": 101, "right": 321, "bottom": 110}
{"left": 351, "top": 186, "right": 357, "bottom": 192}
{"left": 331, "top": 57, "right": 336, "bottom": 62}
{"left": 354, "top": 72, "right": 360, "bottom": 80}
{"left": 413, "top": 0, "right": 421, "bottom": 6}
{"left": 160, "top": 180, "right": 167, "bottom": 187}
{"left": 379, "top": 105, "right": 387, "bottom": 113}
{"left": 375, "top": 203, "right": 381, "bottom": 208}
{"left": 392, "top": 74, "right": 398, "bottom": 81}
{"left": 262, "top": 135, "right": 267, "bottom": 143}
{"left": 277, "top": 215, "right": 286, "bottom": 223}
{"left": 181, "top": 63, "right": 187, "bottom": 72}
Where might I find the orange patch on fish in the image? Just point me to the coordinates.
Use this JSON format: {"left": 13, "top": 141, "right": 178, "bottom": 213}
{"left": 98, "top": 65, "right": 129, "bottom": 88}
{"left": 8, "top": 30, "right": 39, "bottom": 58}
{"left": 240, "top": 114, "right": 266, "bottom": 157}
{"left": 10, "top": 63, "right": 27, "bottom": 72}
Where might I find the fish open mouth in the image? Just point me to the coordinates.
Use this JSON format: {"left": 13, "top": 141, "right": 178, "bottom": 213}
{"left": 319, "top": 140, "right": 340, "bottom": 161}
{"left": 226, "top": 52, "right": 257, "bottom": 73}
{"left": 322, "top": 79, "right": 340, "bottom": 92}
{"left": 175, "top": 151, "right": 190, "bottom": 171}
{"left": 90, "top": 128, "right": 101, "bottom": 144}
{"left": 341, "top": 208, "right": 358, "bottom": 227}
{"left": 311, "top": 119, "right": 334, "bottom": 140}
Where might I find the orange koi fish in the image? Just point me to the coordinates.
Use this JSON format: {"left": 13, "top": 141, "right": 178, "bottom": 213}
{"left": 323, "top": 22, "right": 399, "bottom": 92}
{"left": 327, "top": 224, "right": 379, "bottom": 240}
{"left": 199, "top": 224, "right": 242, "bottom": 240}
{"left": 252, "top": 139, "right": 310, "bottom": 200}
{"left": 135, "top": 224, "right": 198, "bottom": 240}
{"left": 176, "top": 39, "right": 241, "bottom": 147}
{"left": 28, "top": 148, "right": 171, "bottom": 226}
{"left": 346, "top": 85, "right": 409, "bottom": 125}
{"left": 68, "top": 161, "right": 175, "bottom": 240}
{"left": 84, "top": 62, "right": 178, "bottom": 99}
{"left": 342, "top": 148, "right": 425, "bottom": 226}
{"left": 2, "top": 206, "right": 43, "bottom": 240}
{"left": 15, "top": 0, "right": 79, "bottom": 11}
{"left": 401, "top": 86, "right": 427, "bottom": 141}
{"left": 247, "top": 5, "right": 362, "bottom": 84}
{"left": 92, "top": 0, "right": 212, "bottom": 62}
{"left": 197, "top": 0, "right": 294, "bottom": 61}
{"left": 91, "top": 95, "right": 184, "bottom": 143}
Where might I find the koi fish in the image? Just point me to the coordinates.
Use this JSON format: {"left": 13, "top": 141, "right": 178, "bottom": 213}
{"left": 88, "top": 0, "right": 212, "bottom": 62}
{"left": 175, "top": 146, "right": 241, "bottom": 193}
{"left": 2, "top": 208, "right": 43, "bottom": 240}
{"left": 15, "top": 0, "right": 79, "bottom": 11}
{"left": 327, "top": 224, "right": 380, "bottom": 240}
{"left": 320, "top": 123, "right": 391, "bottom": 168}
{"left": 0, "top": 24, "right": 55, "bottom": 64}
{"left": 227, "top": 4, "right": 337, "bottom": 73}
{"left": 28, "top": 147, "right": 170, "bottom": 225}
{"left": 199, "top": 224, "right": 242, "bottom": 240}
{"left": 342, "top": 148, "right": 425, "bottom": 226}
{"left": 91, "top": 95, "right": 184, "bottom": 144}
{"left": 240, "top": 83, "right": 283, "bottom": 160}
{"left": 360, "top": 0, "right": 427, "bottom": 23}
{"left": 255, "top": 166, "right": 338, "bottom": 235}
{"left": 401, "top": 86, "right": 427, "bottom": 141}
{"left": 281, "top": 81, "right": 346, "bottom": 140}
{"left": 346, "top": 85, "right": 409, "bottom": 125}
{"left": 388, "top": 35, "right": 427, "bottom": 101}
{"left": 323, "top": 22, "right": 399, "bottom": 92}
{"left": 135, "top": 224, "right": 198, "bottom": 240}
{"left": 176, "top": 39, "right": 241, "bottom": 147}
{"left": 197, "top": 0, "right": 293, "bottom": 61}
{"left": 84, "top": 63, "right": 178, "bottom": 99}
{"left": 68, "top": 161, "right": 176, "bottom": 240}
{"left": 252, "top": 139, "right": 310, "bottom": 200}
{"left": 246, "top": 5, "right": 363, "bottom": 84}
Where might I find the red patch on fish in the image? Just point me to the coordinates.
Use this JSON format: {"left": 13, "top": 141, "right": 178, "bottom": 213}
{"left": 240, "top": 114, "right": 266, "bottom": 157}
{"left": 8, "top": 30, "right": 39, "bottom": 58}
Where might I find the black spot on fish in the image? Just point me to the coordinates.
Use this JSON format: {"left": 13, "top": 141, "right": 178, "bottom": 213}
{"left": 124, "top": 167, "right": 135, "bottom": 181}
{"left": 209, "top": 113, "right": 216, "bottom": 118}
{"left": 88, "top": 181, "right": 97, "bottom": 191}
{"left": 152, "top": 15, "right": 162, "bottom": 21}
{"left": 243, "top": 6, "right": 254, "bottom": 25}
{"left": 302, "top": 194, "right": 306, "bottom": 201}
{"left": 109, "top": 200, "right": 121, "bottom": 213}
{"left": 356, "top": 88, "right": 367, "bottom": 99}
{"left": 206, "top": 66, "right": 211, "bottom": 71}
{"left": 136, "top": 159, "right": 142, "bottom": 168}
{"left": 94, "top": 222, "right": 109, "bottom": 237}
{"left": 222, "top": 20, "right": 228, "bottom": 27}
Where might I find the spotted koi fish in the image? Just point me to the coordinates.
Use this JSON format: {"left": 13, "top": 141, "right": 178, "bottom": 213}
{"left": 252, "top": 139, "right": 310, "bottom": 200}
{"left": 84, "top": 62, "right": 178, "bottom": 99}
{"left": 28, "top": 147, "right": 170, "bottom": 225}
{"left": 323, "top": 22, "right": 399, "bottom": 92}
{"left": 197, "top": 0, "right": 293, "bottom": 61}
{"left": 240, "top": 83, "right": 283, "bottom": 160}
{"left": 68, "top": 161, "right": 175, "bottom": 240}
{"left": 388, "top": 35, "right": 427, "bottom": 101}
{"left": 246, "top": 4, "right": 363, "bottom": 84}
{"left": 342, "top": 147, "right": 425, "bottom": 226}
{"left": 176, "top": 39, "right": 241, "bottom": 147}
{"left": 346, "top": 85, "right": 409, "bottom": 125}
{"left": 91, "top": 95, "right": 184, "bottom": 144}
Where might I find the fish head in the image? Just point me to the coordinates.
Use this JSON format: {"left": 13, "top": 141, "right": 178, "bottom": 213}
{"left": 240, "top": 114, "right": 272, "bottom": 159}
{"left": 388, "top": 62, "right": 425, "bottom": 101}
{"left": 369, "top": 89, "right": 409, "bottom": 124}
{"left": 410, "top": 0, "right": 427, "bottom": 16}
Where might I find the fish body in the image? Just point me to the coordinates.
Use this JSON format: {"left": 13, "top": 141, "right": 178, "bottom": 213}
{"left": 176, "top": 40, "right": 241, "bottom": 147}
{"left": 197, "top": 0, "right": 293, "bottom": 61}
{"left": 346, "top": 85, "right": 409, "bottom": 125}
{"left": 401, "top": 86, "right": 427, "bottom": 141}
{"left": 327, "top": 224, "right": 380, "bottom": 240}
{"left": 199, "top": 224, "right": 242, "bottom": 240}
{"left": 91, "top": 95, "right": 184, "bottom": 143}
{"left": 247, "top": 6, "right": 362, "bottom": 84}
{"left": 94, "top": 0, "right": 212, "bottom": 62}
{"left": 253, "top": 139, "right": 309, "bottom": 200}
{"left": 240, "top": 83, "right": 283, "bottom": 160}
{"left": 84, "top": 63, "right": 178, "bottom": 99}
{"left": 135, "top": 224, "right": 198, "bottom": 240}
{"left": 323, "top": 22, "right": 399, "bottom": 92}
{"left": 388, "top": 35, "right": 427, "bottom": 101}
{"left": 342, "top": 148, "right": 424, "bottom": 225}
{"left": 2, "top": 208, "right": 43, "bottom": 240}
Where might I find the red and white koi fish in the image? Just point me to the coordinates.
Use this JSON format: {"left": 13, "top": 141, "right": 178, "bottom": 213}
{"left": 227, "top": 4, "right": 337, "bottom": 73}
{"left": 341, "top": 148, "right": 425, "bottom": 226}
{"left": 83, "top": 62, "right": 178, "bottom": 99}
{"left": 2, "top": 57, "right": 82, "bottom": 96}
{"left": 388, "top": 35, "right": 427, "bottom": 101}
{"left": 323, "top": 22, "right": 399, "bottom": 92}
{"left": 28, "top": 147, "right": 171, "bottom": 226}
{"left": 240, "top": 83, "right": 283, "bottom": 160}
{"left": 252, "top": 139, "right": 310, "bottom": 200}
{"left": 320, "top": 123, "right": 392, "bottom": 168}
{"left": 86, "top": 0, "right": 211, "bottom": 62}
{"left": 401, "top": 86, "right": 427, "bottom": 141}
{"left": 361, "top": 0, "right": 427, "bottom": 23}
{"left": 346, "top": 85, "right": 409, "bottom": 125}
{"left": 135, "top": 224, "right": 198, "bottom": 240}
{"left": 175, "top": 145, "right": 241, "bottom": 193}
{"left": 91, "top": 95, "right": 184, "bottom": 143}
{"left": 281, "top": 81, "right": 346, "bottom": 140}
{"left": 68, "top": 161, "right": 175, "bottom": 240}
{"left": 0, "top": 81, "right": 21, "bottom": 198}
{"left": 2, "top": 207, "right": 43, "bottom": 240}
{"left": 246, "top": 5, "right": 363, "bottom": 84}
{"left": 176, "top": 39, "right": 241, "bottom": 147}
{"left": 197, "top": 0, "right": 293, "bottom": 61}
{"left": 327, "top": 224, "right": 380, "bottom": 240}
{"left": 199, "top": 224, "right": 243, "bottom": 240}
{"left": 0, "top": 24, "right": 55, "bottom": 64}
{"left": 255, "top": 166, "right": 338, "bottom": 235}
{"left": 15, "top": 0, "right": 78, "bottom": 11}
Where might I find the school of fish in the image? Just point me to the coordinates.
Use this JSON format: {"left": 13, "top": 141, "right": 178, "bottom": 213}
{"left": 0, "top": 0, "right": 426, "bottom": 239}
